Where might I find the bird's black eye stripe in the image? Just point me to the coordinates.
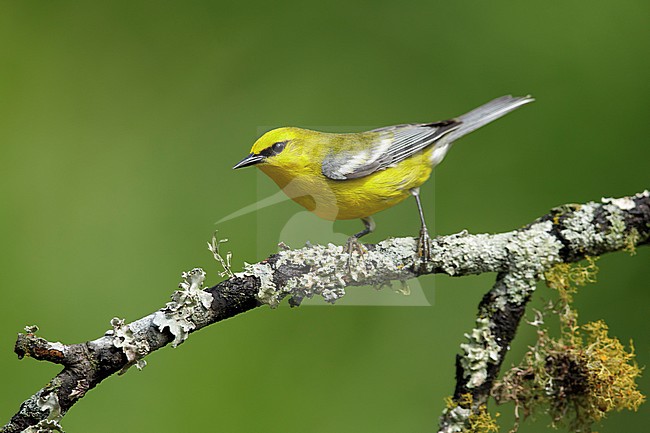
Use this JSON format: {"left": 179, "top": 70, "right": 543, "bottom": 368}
{"left": 259, "top": 140, "right": 288, "bottom": 157}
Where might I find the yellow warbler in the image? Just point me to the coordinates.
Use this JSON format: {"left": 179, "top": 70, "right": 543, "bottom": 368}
{"left": 234, "top": 95, "right": 533, "bottom": 261}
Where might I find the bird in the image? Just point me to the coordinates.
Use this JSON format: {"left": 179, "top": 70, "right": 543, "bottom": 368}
{"left": 233, "top": 95, "right": 533, "bottom": 267}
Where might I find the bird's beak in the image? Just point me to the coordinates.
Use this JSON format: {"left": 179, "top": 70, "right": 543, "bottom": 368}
{"left": 233, "top": 153, "right": 265, "bottom": 169}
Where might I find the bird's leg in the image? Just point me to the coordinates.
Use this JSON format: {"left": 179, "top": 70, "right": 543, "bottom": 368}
{"left": 411, "top": 188, "right": 433, "bottom": 270}
{"left": 345, "top": 216, "right": 375, "bottom": 271}
{"left": 354, "top": 216, "right": 376, "bottom": 239}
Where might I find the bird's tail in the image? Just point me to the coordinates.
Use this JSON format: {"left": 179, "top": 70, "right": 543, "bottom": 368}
{"left": 444, "top": 95, "right": 534, "bottom": 143}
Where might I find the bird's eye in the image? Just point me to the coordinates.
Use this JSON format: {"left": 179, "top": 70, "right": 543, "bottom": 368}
{"left": 271, "top": 140, "right": 287, "bottom": 154}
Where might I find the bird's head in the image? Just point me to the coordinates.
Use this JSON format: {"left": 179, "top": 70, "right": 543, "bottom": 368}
{"left": 233, "top": 127, "right": 309, "bottom": 170}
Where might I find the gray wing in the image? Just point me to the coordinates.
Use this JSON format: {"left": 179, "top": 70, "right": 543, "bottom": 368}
{"left": 321, "top": 120, "right": 461, "bottom": 180}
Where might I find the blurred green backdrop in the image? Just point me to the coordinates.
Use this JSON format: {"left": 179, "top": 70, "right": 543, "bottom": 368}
{"left": 1, "top": 1, "right": 648, "bottom": 432}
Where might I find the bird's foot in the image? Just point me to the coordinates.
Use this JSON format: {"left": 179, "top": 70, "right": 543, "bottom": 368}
{"left": 415, "top": 227, "right": 433, "bottom": 272}
{"left": 345, "top": 236, "right": 367, "bottom": 273}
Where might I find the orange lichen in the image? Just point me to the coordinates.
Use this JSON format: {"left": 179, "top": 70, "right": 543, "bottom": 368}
{"left": 493, "top": 258, "right": 645, "bottom": 432}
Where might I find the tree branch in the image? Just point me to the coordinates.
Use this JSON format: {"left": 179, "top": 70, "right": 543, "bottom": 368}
{"left": 3, "top": 191, "right": 649, "bottom": 433}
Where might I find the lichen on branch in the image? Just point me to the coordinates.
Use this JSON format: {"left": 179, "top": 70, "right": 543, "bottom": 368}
{"left": 3, "top": 191, "right": 649, "bottom": 433}
{"left": 492, "top": 259, "right": 645, "bottom": 432}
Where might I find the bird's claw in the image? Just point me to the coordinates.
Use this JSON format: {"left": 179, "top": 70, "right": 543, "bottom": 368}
{"left": 345, "top": 236, "right": 367, "bottom": 273}
{"left": 415, "top": 227, "right": 433, "bottom": 272}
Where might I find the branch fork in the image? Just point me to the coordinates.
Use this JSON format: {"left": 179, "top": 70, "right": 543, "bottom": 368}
{"left": 3, "top": 191, "right": 649, "bottom": 433}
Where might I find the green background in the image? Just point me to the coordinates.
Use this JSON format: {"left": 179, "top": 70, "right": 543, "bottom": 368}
{"left": 1, "top": 1, "right": 648, "bottom": 432}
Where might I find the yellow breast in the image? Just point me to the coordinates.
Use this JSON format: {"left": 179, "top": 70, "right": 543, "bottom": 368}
{"left": 259, "top": 148, "right": 434, "bottom": 221}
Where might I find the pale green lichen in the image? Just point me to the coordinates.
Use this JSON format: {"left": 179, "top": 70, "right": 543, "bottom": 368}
{"left": 153, "top": 268, "right": 213, "bottom": 347}
{"left": 245, "top": 237, "right": 418, "bottom": 308}
{"left": 440, "top": 401, "right": 472, "bottom": 433}
{"left": 604, "top": 203, "right": 627, "bottom": 246}
{"left": 437, "top": 223, "right": 561, "bottom": 298}
{"left": 239, "top": 262, "right": 276, "bottom": 306}
{"left": 460, "top": 317, "right": 501, "bottom": 388}
{"left": 23, "top": 419, "right": 65, "bottom": 433}
{"left": 561, "top": 199, "right": 636, "bottom": 255}
{"left": 561, "top": 203, "right": 600, "bottom": 252}
{"left": 247, "top": 222, "right": 564, "bottom": 310}
{"left": 33, "top": 392, "right": 62, "bottom": 425}
{"left": 493, "top": 221, "right": 563, "bottom": 309}
{"left": 434, "top": 231, "right": 509, "bottom": 276}
{"left": 441, "top": 395, "right": 499, "bottom": 433}
{"left": 457, "top": 222, "right": 562, "bottom": 390}
{"left": 601, "top": 191, "right": 648, "bottom": 210}
{"left": 109, "top": 317, "right": 150, "bottom": 374}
